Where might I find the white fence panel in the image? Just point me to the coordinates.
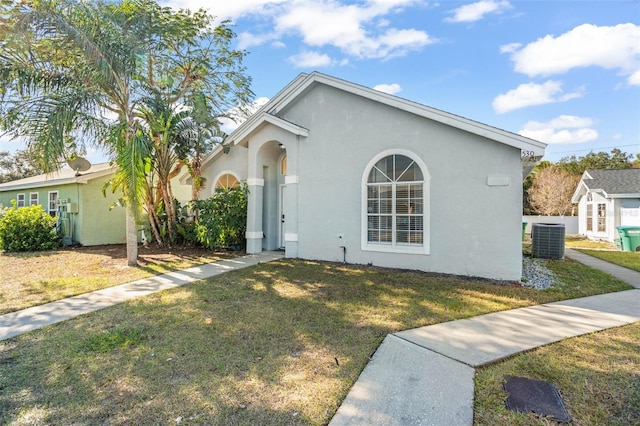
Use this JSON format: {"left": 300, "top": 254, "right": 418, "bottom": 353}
{"left": 522, "top": 216, "right": 579, "bottom": 234}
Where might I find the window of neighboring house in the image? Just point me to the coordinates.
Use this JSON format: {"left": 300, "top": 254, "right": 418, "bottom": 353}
{"left": 597, "top": 203, "right": 606, "bottom": 232}
{"left": 586, "top": 204, "right": 593, "bottom": 232}
{"left": 29, "top": 192, "right": 39, "bottom": 206}
{"left": 364, "top": 152, "right": 428, "bottom": 253}
{"left": 48, "top": 192, "right": 58, "bottom": 216}
{"left": 215, "top": 173, "right": 239, "bottom": 189}
{"left": 16, "top": 193, "right": 25, "bottom": 207}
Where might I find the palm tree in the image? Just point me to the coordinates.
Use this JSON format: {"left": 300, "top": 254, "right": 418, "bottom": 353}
{"left": 0, "top": 0, "right": 252, "bottom": 264}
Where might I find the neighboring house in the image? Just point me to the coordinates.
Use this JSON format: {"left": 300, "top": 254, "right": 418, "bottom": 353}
{"left": 0, "top": 163, "right": 126, "bottom": 245}
{"left": 190, "top": 72, "right": 546, "bottom": 281}
{"left": 571, "top": 168, "right": 640, "bottom": 242}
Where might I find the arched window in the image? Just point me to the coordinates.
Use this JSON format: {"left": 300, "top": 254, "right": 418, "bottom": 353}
{"left": 215, "top": 173, "right": 239, "bottom": 189}
{"left": 363, "top": 152, "right": 429, "bottom": 253}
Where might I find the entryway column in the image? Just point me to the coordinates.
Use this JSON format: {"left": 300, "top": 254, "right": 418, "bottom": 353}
{"left": 246, "top": 141, "right": 264, "bottom": 254}
{"left": 245, "top": 178, "right": 264, "bottom": 253}
{"left": 283, "top": 137, "right": 300, "bottom": 258}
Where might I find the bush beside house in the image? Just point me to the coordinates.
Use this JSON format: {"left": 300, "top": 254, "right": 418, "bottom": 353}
{"left": 0, "top": 203, "right": 60, "bottom": 252}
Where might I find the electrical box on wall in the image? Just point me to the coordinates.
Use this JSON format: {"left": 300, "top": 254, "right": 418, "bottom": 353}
{"left": 68, "top": 203, "right": 79, "bottom": 213}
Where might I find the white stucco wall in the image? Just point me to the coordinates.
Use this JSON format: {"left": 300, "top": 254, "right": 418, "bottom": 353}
{"left": 199, "top": 146, "right": 249, "bottom": 197}
{"left": 276, "top": 84, "right": 523, "bottom": 281}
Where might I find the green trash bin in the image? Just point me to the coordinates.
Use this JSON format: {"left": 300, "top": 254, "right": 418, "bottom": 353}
{"left": 522, "top": 222, "right": 527, "bottom": 241}
{"left": 616, "top": 226, "right": 640, "bottom": 252}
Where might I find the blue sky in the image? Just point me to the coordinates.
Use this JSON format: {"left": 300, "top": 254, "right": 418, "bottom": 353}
{"left": 2, "top": 0, "right": 639, "bottom": 164}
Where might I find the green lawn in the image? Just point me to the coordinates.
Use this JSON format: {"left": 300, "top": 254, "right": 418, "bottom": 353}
{"left": 475, "top": 323, "right": 640, "bottom": 425}
{"left": 577, "top": 249, "right": 640, "bottom": 273}
{"left": 0, "top": 258, "right": 633, "bottom": 425}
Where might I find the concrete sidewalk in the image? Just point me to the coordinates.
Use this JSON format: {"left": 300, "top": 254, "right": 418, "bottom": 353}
{"left": 565, "top": 247, "right": 640, "bottom": 289}
{"left": 0, "top": 251, "right": 283, "bottom": 341}
{"left": 331, "top": 255, "right": 640, "bottom": 425}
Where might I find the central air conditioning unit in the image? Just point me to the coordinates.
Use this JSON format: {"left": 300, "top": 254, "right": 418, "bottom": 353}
{"left": 532, "top": 223, "right": 566, "bottom": 259}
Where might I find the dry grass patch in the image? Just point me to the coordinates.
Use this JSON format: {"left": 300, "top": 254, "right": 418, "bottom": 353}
{"left": 0, "top": 258, "right": 632, "bottom": 425}
{"left": 474, "top": 323, "right": 640, "bottom": 425}
{"left": 565, "top": 235, "right": 617, "bottom": 250}
{"left": 0, "top": 245, "right": 231, "bottom": 315}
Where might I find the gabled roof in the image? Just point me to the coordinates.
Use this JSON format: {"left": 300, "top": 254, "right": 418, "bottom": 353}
{"left": 571, "top": 168, "right": 640, "bottom": 202}
{"left": 0, "top": 162, "right": 115, "bottom": 191}
{"left": 224, "top": 71, "right": 547, "bottom": 157}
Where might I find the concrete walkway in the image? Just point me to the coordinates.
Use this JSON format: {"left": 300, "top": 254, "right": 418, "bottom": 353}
{"left": 0, "top": 251, "right": 283, "bottom": 341}
{"left": 331, "top": 254, "right": 640, "bottom": 425}
{"left": 565, "top": 247, "right": 640, "bottom": 288}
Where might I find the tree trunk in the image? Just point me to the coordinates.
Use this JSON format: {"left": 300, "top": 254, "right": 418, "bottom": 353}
{"left": 126, "top": 204, "right": 138, "bottom": 267}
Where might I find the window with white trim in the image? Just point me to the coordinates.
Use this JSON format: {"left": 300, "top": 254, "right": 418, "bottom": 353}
{"left": 364, "top": 153, "right": 426, "bottom": 251}
{"left": 597, "top": 203, "right": 606, "bottom": 232}
{"left": 16, "top": 193, "right": 25, "bottom": 207}
{"left": 48, "top": 192, "right": 58, "bottom": 216}
{"left": 215, "top": 173, "right": 239, "bottom": 189}
{"left": 29, "top": 192, "right": 39, "bottom": 206}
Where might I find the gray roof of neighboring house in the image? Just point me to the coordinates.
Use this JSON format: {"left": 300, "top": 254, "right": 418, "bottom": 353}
{"left": 581, "top": 168, "right": 640, "bottom": 196}
{"left": 0, "top": 162, "right": 114, "bottom": 191}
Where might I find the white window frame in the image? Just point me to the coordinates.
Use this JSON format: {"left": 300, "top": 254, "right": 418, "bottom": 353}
{"left": 48, "top": 191, "right": 58, "bottom": 216}
{"left": 213, "top": 171, "right": 241, "bottom": 193}
{"left": 16, "top": 193, "right": 25, "bottom": 207}
{"left": 361, "top": 149, "right": 430, "bottom": 254}
{"left": 585, "top": 192, "right": 607, "bottom": 235}
{"left": 29, "top": 192, "right": 39, "bottom": 206}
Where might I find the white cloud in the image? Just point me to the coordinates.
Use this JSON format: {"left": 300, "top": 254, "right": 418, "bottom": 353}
{"left": 373, "top": 83, "right": 402, "bottom": 95}
{"left": 288, "top": 51, "right": 334, "bottom": 68}
{"left": 219, "top": 97, "right": 270, "bottom": 134}
{"left": 445, "top": 0, "right": 512, "bottom": 23}
{"left": 237, "top": 32, "right": 279, "bottom": 50}
{"left": 229, "top": 0, "right": 434, "bottom": 60}
{"left": 506, "top": 23, "right": 640, "bottom": 81}
{"left": 519, "top": 115, "right": 598, "bottom": 144}
{"left": 499, "top": 42, "right": 521, "bottom": 54}
{"left": 492, "top": 80, "right": 583, "bottom": 114}
{"left": 628, "top": 69, "right": 640, "bottom": 86}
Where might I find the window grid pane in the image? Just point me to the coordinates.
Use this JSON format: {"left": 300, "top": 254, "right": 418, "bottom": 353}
{"left": 366, "top": 155, "right": 424, "bottom": 248}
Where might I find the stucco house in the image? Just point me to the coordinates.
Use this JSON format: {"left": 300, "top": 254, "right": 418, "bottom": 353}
{"left": 571, "top": 168, "right": 640, "bottom": 242}
{"left": 191, "top": 72, "right": 546, "bottom": 281}
{"left": 0, "top": 162, "right": 127, "bottom": 245}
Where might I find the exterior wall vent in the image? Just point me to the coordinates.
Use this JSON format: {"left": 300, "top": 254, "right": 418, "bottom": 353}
{"left": 532, "top": 223, "right": 565, "bottom": 259}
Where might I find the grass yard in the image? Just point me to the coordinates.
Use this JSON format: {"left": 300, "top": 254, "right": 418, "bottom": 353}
{"left": 0, "top": 257, "right": 633, "bottom": 425}
{"left": 0, "top": 245, "right": 230, "bottom": 315}
{"left": 564, "top": 235, "right": 617, "bottom": 250}
{"left": 576, "top": 249, "right": 640, "bottom": 273}
{"left": 474, "top": 323, "right": 640, "bottom": 425}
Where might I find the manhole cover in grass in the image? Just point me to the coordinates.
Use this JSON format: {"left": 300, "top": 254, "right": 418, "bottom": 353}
{"left": 504, "top": 375, "right": 571, "bottom": 423}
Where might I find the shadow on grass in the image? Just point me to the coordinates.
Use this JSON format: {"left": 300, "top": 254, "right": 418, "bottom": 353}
{"left": 0, "top": 258, "right": 633, "bottom": 425}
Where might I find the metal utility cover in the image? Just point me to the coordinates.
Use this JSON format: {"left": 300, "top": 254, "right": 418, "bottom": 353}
{"left": 504, "top": 375, "right": 571, "bottom": 423}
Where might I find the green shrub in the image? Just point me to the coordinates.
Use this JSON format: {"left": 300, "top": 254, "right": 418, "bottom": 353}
{"left": 0, "top": 202, "right": 61, "bottom": 252}
{"left": 191, "top": 183, "right": 248, "bottom": 249}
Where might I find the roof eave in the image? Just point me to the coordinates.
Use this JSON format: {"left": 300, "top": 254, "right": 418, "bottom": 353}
{"left": 0, "top": 167, "right": 115, "bottom": 192}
